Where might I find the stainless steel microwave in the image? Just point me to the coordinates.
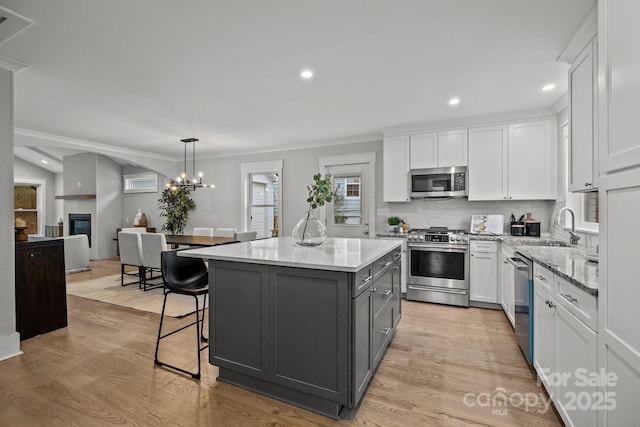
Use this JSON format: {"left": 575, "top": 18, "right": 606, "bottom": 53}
{"left": 410, "top": 166, "right": 468, "bottom": 198}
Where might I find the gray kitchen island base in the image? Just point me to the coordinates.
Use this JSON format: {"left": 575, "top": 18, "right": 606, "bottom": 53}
{"left": 179, "top": 237, "right": 403, "bottom": 420}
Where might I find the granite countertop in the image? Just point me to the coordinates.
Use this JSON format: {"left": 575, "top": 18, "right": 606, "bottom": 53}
{"left": 179, "top": 236, "right": 402, "bottom": 272}
{"left": 469, "top": 234, "right": 598, "bottom": 296}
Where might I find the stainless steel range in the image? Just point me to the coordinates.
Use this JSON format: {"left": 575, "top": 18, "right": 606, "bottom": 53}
{"left": 406, "top": 227, "right": 470, "bottom": 307}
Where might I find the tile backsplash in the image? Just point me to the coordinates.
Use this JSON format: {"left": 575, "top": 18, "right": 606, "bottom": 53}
{"left": 380, "top": 199, "right": 555, "bottom": 234}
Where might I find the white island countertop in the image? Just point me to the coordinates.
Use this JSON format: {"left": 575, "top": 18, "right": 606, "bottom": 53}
{"left": 179, "top": 236, "right": 402, "bottom": 272}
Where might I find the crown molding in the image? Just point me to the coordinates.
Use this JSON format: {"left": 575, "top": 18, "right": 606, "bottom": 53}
{"left": 0, "top": 54, "right": 28, "bottom": 72}
{"left": 552, "top": 93, "right": 569, "bottom": 114}
{"left": 557, "top": 8, "right": 597, "bottom": 64}
{"left": 14, "top": 128, "right": 176, "bottom": 162}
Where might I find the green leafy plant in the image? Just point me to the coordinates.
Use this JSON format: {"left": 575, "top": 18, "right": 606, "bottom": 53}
{"left": 387, "top": 216, "right": 401, "bottom": 225}
{"left": 306, "top": 173, "right": 334, "bottom": 210}
{"left": 297, "top": 173, "right": 334, "bottom": 244}
{"left": 158, "top": 181, "right": 196, "bottom": 235}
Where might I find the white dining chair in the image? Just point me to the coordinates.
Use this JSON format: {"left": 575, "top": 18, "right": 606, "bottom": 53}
{"left": 118, "top": 232, "right": 144, "bottom": 287}
{"left": 192, "top": 227, "right": 214, "bottom": 237}
{"left": 141, "top": 233, "right": 168, "bottom": 291}
{"left": 234, "top": 231, "right": 257, "bottom": 242}
{"left": 213, "top": 228, "right": 237, "bottom": 238}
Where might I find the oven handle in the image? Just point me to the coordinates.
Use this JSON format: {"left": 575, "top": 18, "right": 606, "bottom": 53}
{"left": 408, "top": 245, "right": 468, "bottom": 252}
{"left": 408, "top": 285, "right": 468, "bottom": 295}
{"left": 507, "top": 257, "right": 529, "bottom": 271}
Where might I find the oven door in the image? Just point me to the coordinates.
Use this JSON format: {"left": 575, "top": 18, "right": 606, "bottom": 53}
{"left": 408, "top": 244, "right": 469, "bottom": 290}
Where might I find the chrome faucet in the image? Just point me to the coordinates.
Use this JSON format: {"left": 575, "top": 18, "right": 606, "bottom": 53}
{"left": 556, "top": 207, "right": 581, "bottom": 245}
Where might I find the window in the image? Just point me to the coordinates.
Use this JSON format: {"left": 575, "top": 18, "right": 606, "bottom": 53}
{"left": 563, "top": 124, "right": 599, "bottom": 232}
{"left": 241, "top": 160, "right": 283, "bottom": 238}
{"left": 333, "top": 175, "right": 362, "bottom": 225}
{"left": 123, "top": 172, "right": 158, "bottom": 193}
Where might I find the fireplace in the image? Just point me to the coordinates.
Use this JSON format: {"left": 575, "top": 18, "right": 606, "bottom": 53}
{"left": 69, "top": 214, "right": 91, "bottom": 248}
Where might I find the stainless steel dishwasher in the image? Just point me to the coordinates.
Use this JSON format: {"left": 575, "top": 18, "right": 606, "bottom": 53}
{"left": 508, "top": 253, "right": 533, "bottom": 364}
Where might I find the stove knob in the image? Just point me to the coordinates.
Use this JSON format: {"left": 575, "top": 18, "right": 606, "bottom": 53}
{"left": 461, "top": 236, "right": 468, "bottom": 243}
{"left": 450, "top": 236, "right": 457, "bottom": 242}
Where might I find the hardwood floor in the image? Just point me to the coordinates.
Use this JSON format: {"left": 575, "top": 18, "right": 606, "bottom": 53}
{"left": 0, "top": 259, "right": 562, "bottom": 426}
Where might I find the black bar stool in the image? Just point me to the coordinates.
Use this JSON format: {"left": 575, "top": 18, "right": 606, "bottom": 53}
{"left": 154, "top": 249, "right": 209, "bottom": 379}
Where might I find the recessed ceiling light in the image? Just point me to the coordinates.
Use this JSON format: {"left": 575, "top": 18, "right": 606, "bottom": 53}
{"left": 300, "top": 69, "right": 313, "bottom": 80}
{"left": 449, "top": 97, "right": 460, "bottom": 106}
{"left": 542, "top": 84, "right": 556, "bottom": 91}
{"left": 40, "top": 159, "right": 48, "bottom": 164}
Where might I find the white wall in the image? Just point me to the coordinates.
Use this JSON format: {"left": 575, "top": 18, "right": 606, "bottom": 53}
{"left": 0, "top": 68, "right": 20, "bottom": 360}
{"left": 96, "top": 156, "right": 122, "bottom": 259}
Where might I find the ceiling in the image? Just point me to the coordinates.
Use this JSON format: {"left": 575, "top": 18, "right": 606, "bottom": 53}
{"left": 2, "top": 0, "right": 595, "bottom": 165}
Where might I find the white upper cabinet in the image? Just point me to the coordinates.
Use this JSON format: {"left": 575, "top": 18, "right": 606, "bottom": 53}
{"left": 409, "top": 132, "right": 437, "bottom": 169}
{"left": 468, "top": 126, "right": 507, "bottom": 200}
{"left": 569, "top": 38, "right": 598, "bottom": 192}
{"left": 437, "top": 129, "right": 468, "bottom": 167}
{"left": 507, "top": 120, "right": 556, "bottom": 200}
{"left": 409, "top": 129, "right": 467, "bottom": 169}
{"left": 383, "top": 135, "right": 410, "bottom": 202}
{"left": 468, "top": 119, "right": 556, "bottom": 200}
{"left": 599, "top": 0, "right": 640, "bottom": 173}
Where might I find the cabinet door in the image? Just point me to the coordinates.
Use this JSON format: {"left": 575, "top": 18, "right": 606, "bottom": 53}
{"left": 353, "top": 286, "right": 372, "bottom": 405}
{"left": 392, "top": 259, "right": 402, "bottom": 326}
{"left": 410, "top": 132, "right": 437, "bottom": 169}
{"left": 533, "top": 284, "right": 557, "bottom": 394}
{"left": 508, "top": 120, "right": 555, "bottom": 200}
{"left": 556, "top": 303, "right": 597, "bottom": 427}
{"left": 438, "top": 129, "right": 468, "bottom": 167}
{"left": 469, "top": 250, "right": 498, "bottom": 303}
{"left": 569, "top": 39, "right": 597, "bottom": 192}
{"left": 500, "top": 253, "right": 515, "bottom": 327}
{"left": 468, "top": 126, "right": 507, "bottom": 200}
{"left": 383, "top": 135, "right": 410, "bottom": 202}
{"left": 599, "top": 0, "right": 640, "bottom": 172}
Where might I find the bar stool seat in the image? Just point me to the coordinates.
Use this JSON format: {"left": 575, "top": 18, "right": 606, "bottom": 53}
{"left": 154, "top": 249, "right": 209, "bottom": 379}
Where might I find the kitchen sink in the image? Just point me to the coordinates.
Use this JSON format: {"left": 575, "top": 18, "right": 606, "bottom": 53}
{"left": 515, "top": 239, "right": 571, "bottom": 247}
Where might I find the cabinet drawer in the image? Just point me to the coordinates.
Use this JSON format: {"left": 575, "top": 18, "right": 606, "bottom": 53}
{"left": 372, "top": 249, "right": 401, "bottom": 280}
{"left": 372, "top": 301, "right": 394, "bottom": 366}
{"left": 470, "top": 240, "right": 498, "bottom": 253}
{"left": 533, "top": 263, "right": 556, "bottom": 294}
{"left": 354, "top": 264, "right": 373, "bottom": 297}
{"left": 556, "top": 277, "right": 597, "bottom": 331}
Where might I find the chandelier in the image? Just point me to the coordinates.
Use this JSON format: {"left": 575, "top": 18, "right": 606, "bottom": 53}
{"left": 168, "top": 138, "right": 215, "bottom": 191}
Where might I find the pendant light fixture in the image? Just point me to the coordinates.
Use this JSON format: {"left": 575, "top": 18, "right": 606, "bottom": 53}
{"left": 168, "top": 138, "right": 215, "bottom": 191}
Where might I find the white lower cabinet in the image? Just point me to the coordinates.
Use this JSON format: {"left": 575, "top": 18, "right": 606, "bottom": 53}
{"left": 470, "top": 240, "right": 498, "bottom": 303}
{"left": 499, "top": 244, "right": 515, "bottom": 327}
{"left": 532, "top": 263, "right": 598, "bottom": 427}
{"left": 533, "top": 283, "right": 557, "bottom": 393}
{"left": 556, "top": 302, "right": 598, "bottom": 427}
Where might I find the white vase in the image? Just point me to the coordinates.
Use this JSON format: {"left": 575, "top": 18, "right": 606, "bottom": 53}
{"left": 292, "top": 212, "right": 326, "bottom": 246}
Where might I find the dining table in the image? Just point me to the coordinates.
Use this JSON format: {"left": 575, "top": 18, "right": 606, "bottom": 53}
{"left": 164, "top": 235, "right": 238, "bottom": 247}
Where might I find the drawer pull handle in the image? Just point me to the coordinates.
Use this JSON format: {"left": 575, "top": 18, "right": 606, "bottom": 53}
{"left": 381, "top": 290, "right": 392, "bottom": 297}
{"left": 394, "top": 253, "right": 401, "bottom": 260}
{"left": 382, "top": 328, "right": 391, "bottom": 336}
{"left": 360, "top": 275, "right": 372, "bottom": 283}
{"left": 393, "top": 266, "right": 399, "bottom": 271}
{"left": 535, "top": 274, "right": 547, "bottom": 282}
{"left": 560, "top": 293, "right": 578, "bottom": 304}
{"left": 380, "top": 261, "right": 392, "bottom": 268}
{"left": 545, "top": 299, "right": 555, "bottom": 308}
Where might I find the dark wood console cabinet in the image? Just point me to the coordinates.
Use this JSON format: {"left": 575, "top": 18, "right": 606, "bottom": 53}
{"left": 15, "top": 238, "right": 67, "bottom": 340}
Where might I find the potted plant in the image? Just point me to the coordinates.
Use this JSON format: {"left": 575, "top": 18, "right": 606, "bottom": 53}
{"left": 158, "top": 181, "right": 196, "bottom": 235}
{"left": 387, "top": 216, "right": 401, "bottom": 232}
{"left": 292, "top": 173, "right": 334, "bottom": 245}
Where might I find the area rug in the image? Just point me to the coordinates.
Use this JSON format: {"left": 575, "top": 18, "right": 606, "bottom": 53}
{"left": 66, "top": 274, "right": 207, "bottom": 318}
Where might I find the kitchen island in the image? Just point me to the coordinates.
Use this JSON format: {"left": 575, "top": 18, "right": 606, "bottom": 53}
{"left": 180, "top": 237, "right": 403, "bottom": 419}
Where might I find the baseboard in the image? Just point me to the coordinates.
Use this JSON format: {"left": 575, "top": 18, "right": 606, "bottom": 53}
{"left": 470, "top": 301, "right": 502, "bottom": 310}
{"left": 0, "top": 332, "right": 22, "bottom": 362}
